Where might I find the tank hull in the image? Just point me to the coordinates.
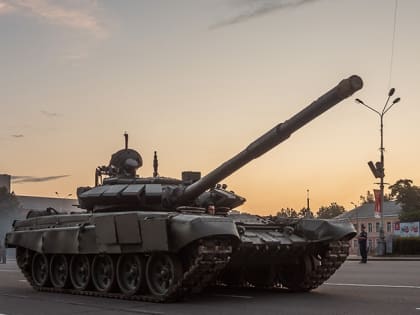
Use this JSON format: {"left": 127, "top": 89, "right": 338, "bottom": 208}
{"left": 6, "top": 211, "right": 355, "bottom": 301}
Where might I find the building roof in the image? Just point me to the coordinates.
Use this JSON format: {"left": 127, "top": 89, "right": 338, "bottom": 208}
{"left": 336, "top": 201, "right": 402, "bottom": 220}
{"left": 16, "top": 195, "right": 79, "bottom": 213}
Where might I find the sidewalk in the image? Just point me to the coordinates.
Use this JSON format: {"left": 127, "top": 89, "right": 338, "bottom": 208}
{"left": 347, "top": 254, "right": 420, "bottom": 261}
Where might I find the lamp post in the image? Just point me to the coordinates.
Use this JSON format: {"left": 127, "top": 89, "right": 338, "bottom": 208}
{"left": 306, "top": 189, "right": 310, "bottom": 216}
{"left": 355, "top": 89, "right": 400, "bottom": 256}
{"left": 351, "top": 202, "right": 359, "bottom": 233}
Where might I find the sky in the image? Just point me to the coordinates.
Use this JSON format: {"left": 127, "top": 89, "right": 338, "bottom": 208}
{"left": 1, "top": 0, "right": 419, "bottom": 215}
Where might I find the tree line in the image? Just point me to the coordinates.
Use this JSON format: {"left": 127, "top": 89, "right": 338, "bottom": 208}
{"left": 275, "top": 179, "right": 420, "bottom": 221}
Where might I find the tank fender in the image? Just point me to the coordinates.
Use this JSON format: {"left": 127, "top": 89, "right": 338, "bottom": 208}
{"left": 296, "top": 218, "right": 357, "bottom": 241}
{"left": 5, "top": 227, "right": 81, "bottom": 254}
{"left": 168, "top": 214, "right": 240, "bottom": 252}
{"left": 5, "top": 230, "right": 44, "bottom": 252}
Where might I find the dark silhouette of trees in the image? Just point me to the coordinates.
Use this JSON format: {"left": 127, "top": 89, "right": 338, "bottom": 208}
{"left": 298, "top": 207, "right": 314, "bottom": 218}
{"left": 277, "top": 208, "right": 298, "bottom": 218}
{"left": 389, "top": 179, "right": 420, "bottom": 222}
{"left": 316, "top": 202, "right": 345, "bottom": 219}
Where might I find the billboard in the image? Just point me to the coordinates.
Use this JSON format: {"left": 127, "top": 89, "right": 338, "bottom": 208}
{"left": 394, "top": 221, "right": 420, "bottom": 237}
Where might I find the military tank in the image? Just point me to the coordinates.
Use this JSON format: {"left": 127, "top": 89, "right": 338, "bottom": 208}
{"left": 6, "top": 75, "right": 362, "bottom": 302}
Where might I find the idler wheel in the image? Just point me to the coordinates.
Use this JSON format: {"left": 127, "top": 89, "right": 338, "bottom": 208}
{"left": 49, "top": 254, "right": 69, "bottom": 288}
{"left": 281, "top": 255, "right": 315, "bottom": 292}
{"left": 117, "top": 254, "right": 145, "bottom": 295}
{"left": 32, "top": 253, "right": 50, "bottom": 287}
{"left": 70, "top": 255, "right": 91, "bottom": 290}
{"left": 145, "top": 253, "right": 183, "bottom": 297}
{"left": 92, "top": 254, "right": 116, "bottom": 292}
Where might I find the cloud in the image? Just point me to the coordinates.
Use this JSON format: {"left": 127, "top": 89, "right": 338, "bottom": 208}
{"left": 1, "top": 0, "right": 106, "bottom": 38}
{"left": 0, "top": 1, "right": 15, "bottom": 14}
{"left": 12, "top": 175, "right": 70, "bottom": 183}
{"left": 41, "top": 110, "right": 58, "bottom": 117}
{"left": 11, "top": 134, "right": 24, "bottom": 138}
{"left": 62, "top": 52, "right": 89, "bottom": 60}
{"left": 211, "top": 0, "right": 318, "bottom": 29}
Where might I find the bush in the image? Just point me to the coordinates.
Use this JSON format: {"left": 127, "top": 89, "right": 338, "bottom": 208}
{"left": 393, "top": 237, "right": 420, "bottom": 254}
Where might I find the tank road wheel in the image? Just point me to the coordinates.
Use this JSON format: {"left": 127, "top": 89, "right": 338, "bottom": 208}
{"left": 70, "top": 255, "right": 91, "bottom": 290}
{"left": 117, "top": 254, "right": 144, "bottom": 295}
{"left": 145, "top": 253, "right": 183, "bottom": 297}
{"left": 31, "top": 253, "right": 50, "bottom": 287}
{"left": 49, "top": 254, "right": 69, "bottom": 288}
{"left": 16, "top": 247, "right": 31, "bottom": 270}
{"left": 92, "top": 254, "right": 116, "bottom": 293}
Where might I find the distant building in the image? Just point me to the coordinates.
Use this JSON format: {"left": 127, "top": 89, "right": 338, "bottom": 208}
{"left": 337, "top": 201, "right": 401, "bottom": 254}
{"left": 16, "top": 195, "right": 79, "bottom": 213}
{"left": 0, "top": 174, "right": 79, "bottom": 215}
{"left": 0, "top": 174, "right": 11, "bottom": 193}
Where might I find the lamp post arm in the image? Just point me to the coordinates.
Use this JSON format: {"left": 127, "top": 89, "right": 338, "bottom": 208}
{"left": 381, "top": 95, "right": 392, "bottom": 115}
{"left": 383, "top": 101, "right": 398, "bottom": 115}
{"left": 360, "top": 102, "right": 381, "bottom": 116}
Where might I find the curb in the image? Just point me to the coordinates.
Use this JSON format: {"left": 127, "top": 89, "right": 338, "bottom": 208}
{"left": 347, "top": 256, "right": 420, "bottom": 261}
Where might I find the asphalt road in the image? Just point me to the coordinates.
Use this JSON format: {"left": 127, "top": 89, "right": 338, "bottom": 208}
{"left": 0, "top": 258, "right": 419, "bottom": 315}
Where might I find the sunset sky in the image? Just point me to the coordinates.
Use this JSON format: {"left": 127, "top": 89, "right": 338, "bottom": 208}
{"left": 1, "top": 0, "right": 419, "bottom": 215}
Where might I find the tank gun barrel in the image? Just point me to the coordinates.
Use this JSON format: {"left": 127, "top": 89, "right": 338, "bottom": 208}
{"left": 177, "top": 75, "right": 363, "bottom": 205}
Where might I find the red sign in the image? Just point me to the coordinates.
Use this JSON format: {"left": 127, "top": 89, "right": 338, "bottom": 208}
{"left": 374, "top": 189, "right": 381, "bottom": 218}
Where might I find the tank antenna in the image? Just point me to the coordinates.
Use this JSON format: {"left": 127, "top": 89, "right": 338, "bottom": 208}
{"left": 124, "top": 132, "right": 128, "bottom": 150}
{"left": 153, "top": 151, "right": 159, "bottom": 177}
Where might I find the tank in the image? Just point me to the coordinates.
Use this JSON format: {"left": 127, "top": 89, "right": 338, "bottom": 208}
{"left": 6, "top": 75, "right": 362, "bottom": 302}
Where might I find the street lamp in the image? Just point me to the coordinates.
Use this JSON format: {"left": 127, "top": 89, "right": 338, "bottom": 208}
{"left": 306, "top": 189, "right": 310, "bottom": 216}
{"left": 350, "top": 202, "right": 359, "bottom": 233}
{"left": 355, "top": 88, "right": 401, "bottom": 256}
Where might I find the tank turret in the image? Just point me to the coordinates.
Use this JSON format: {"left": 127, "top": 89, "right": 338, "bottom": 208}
{"left": 77, "top": 75, "right": 362, "bottom": 212}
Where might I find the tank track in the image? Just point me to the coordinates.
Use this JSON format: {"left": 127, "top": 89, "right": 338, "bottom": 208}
{"left": 219, "top": 240, "right": 350, "bottom": 292}
{"left": 17, "top": 239, "right": 233, "bottom": 303}
{"left": 280, "top": 240, "right": 350, "bottom": 291}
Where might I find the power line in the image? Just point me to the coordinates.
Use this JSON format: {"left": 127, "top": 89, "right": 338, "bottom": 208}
{"left": 388, "top": 0, "right": 399, "bottom": 89}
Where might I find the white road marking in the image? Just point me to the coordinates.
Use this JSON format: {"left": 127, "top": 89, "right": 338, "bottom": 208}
{"left": 326, "top": 283, "right": 420, "bottom": 289}
{"left": 18, "top": 280, "right": 27, "bottom": 282}
{"left": 50, "top": 299, "right": 165, "bottom": 315}
{"left": 0, "top": 293, "right": 29, "bottom": 298}
{"left": 213, "top": 294, "right": 253, "bottom": 299}
{"left": 127, "top": 310, "right": 164, "bottom": 315}
{"left": 416, "top": 308, "right": 420, "bottom": 310}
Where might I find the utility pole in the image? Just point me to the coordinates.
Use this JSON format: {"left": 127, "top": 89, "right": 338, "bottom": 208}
{"left": 306, "top": 189, "right": 310, "bottom": 217}
{"left": 355, "top": 88, "right": 401, "bottom": 256}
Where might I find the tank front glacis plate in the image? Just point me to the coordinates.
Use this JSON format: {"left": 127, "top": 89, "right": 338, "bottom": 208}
{"left": 168, "top": 214, "right": 240, "bottom": 251}
{"left": 296, "top": 218, "right": 357, "bottom": 241}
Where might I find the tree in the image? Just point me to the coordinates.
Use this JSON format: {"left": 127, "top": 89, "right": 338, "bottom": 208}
{"left": 359, "top": 191, "right": 374, "bottom": 204}
{"left": 389, "top": 179, "right": 420, "bottom": 222}
{"left": 298, "top": 207, "right": 314, "bottom": 218}
{"left": 316, "top": 202, "right": 345, "bottom": 219}
{"left": 277, "top": 208, "right": 298, "bottom": 218}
